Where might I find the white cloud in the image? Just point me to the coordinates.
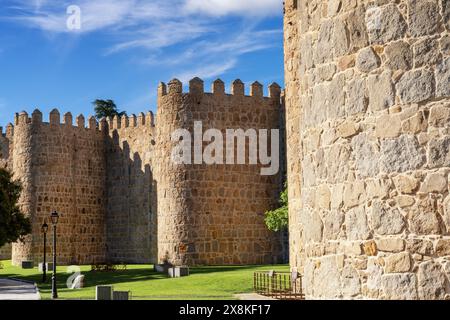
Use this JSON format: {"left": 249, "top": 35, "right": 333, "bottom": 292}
{"left": 184, "top": 0, "right": 282, "bottom": 17}
{"left": 3, "top": 0, "right": 282, "bottom": 83}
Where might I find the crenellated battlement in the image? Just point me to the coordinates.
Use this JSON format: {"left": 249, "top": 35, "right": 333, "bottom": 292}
{"left": 12, "top": 108, "right": 103, "bottom": 133}
{"left": 158, "top": 77, "right": 282, "bottom": 101}
{"left": 105, "top": 111, "right": 155, "bottom": 132}
{"left": 6, "top": 75, "right": 285, "bottom": 267}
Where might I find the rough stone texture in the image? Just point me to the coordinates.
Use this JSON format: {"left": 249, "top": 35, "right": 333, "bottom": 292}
{"left": 367, "top": 71, "right": 395, "bottom": 111}
{"left": 385, "top": 41, "right": 412, "bottom": 71}
{"left": 369, "top": 201, "right": 405, "bottom": 235}
{"left": 384, "top": 252, "right": 411, "bottom": 273}
{"left": 365, "top": 4, "right": 407, "bottom": 44}
{"left": 408, "top": 0, "right": 440, "bottom": 37}
{"left": 418, "top": 261, "right": 448, "bottom": 300}
{"left": 380, "top": 135, "right": 426, "bottom": 173}
{"left": 376, "top": 238, "right": 405, "bottom": 253}
{"left": 381, "top": 273, "right": 418, "bottom": 300}
{"left": 285, "top": 0, "right": 450, "bottom": 299}
{"left": 436, "top": 58, "right": 450, "bottom": 98}
{"left": 356, "top": 47, "right": 380, "bottom": 73}
{"left": 5, "top": 80, "right": 285, "bottom": 267}
{"left": 396, "top": 69, "right": 435, "bottom": 104}
{"left": 155, "top": 80, "right": 284, "bottom": 266}
{"left": 413, "top": 38, "right": 441, "bottom": 67}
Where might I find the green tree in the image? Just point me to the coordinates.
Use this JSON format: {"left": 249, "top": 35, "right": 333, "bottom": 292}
{"left": 0, "top": 168, "right": 31, "bottom": 247}
{"left": 93, "top": 99, "right": 126, "bottom": 119}
{"left": 264, "top": 184, "right": 288, "bottom": 232}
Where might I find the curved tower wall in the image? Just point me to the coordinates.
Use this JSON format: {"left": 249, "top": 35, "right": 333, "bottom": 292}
{"left": 11, "top": 110, "right": 107, "bottom": 265}
{"left": 285, "top": 0, "right": 450, "bottom": 299}
{"left": 156, "top": 79, "right": 285, "bottom": 265}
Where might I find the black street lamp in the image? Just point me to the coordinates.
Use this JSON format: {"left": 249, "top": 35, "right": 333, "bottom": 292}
{"left": 41, "top": 222, "right": 48, "bottom": 283}
{"left": 50, "top": 211, "right": 59, "bottom": 299}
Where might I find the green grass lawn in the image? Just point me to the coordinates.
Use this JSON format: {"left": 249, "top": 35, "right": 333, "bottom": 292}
{"left": 0, "top": 260, "right": 288, "bottom": 300}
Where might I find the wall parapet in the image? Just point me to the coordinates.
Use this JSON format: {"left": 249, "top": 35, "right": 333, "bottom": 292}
{"left": 157, "top": 77, "right": 282, "bottom": 101}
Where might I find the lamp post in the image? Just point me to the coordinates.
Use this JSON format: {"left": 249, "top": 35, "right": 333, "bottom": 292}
{"left": 50, "top": 211, "right": 59, "bottom": 299}
{"left": 41, "top": 222, "right": 48, "bottom": 283}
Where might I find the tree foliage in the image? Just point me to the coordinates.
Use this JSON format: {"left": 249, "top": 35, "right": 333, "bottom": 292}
{"left": 93, "top": 99, "right": 126, "bottom": 119}
{"left": 0, "top": 168, "right": 31, "bottom": 247}
{"left": 264, "top": 185, "right": 288, "bottom": 232}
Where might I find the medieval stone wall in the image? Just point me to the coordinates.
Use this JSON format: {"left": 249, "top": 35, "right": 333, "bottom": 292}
{"left": 11, "top": 110, "right": 107, "bottom": 266}
{"left": 156, "top": 78, "right": 285, "bottom": 265}
{"left": 105, "top": 113, "right": 157, "bottom": 263}
{"left": 285, "top": 0, "right": 450, "bottom": 299}
{"left": 0, "top": 243, "right": 11, "bottom": 260}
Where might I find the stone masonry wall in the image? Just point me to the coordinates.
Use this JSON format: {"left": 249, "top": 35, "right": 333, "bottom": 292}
{"left": 11, "top": 110, "right": 106, "bottom": 266}
{"left": 284, "top": 0, "right": 303, "bottom": 269}
{"left": 155, "top": 78, "right": 285, "bottom": 265}
{"left": 105, "top": 113, "right": 157, "bottom": 263}
{"left": 0, "top": 243, "right": 11, "bottom": 260}
{"left": 285, "top": 0, "right": 450, "bottom": 299}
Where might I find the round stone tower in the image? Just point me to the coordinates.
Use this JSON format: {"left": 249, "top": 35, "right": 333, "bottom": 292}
{"left": 155, "top": 78, "right": 285, "bottom": 266}
{"left": 285, "top": 0, "right": 450, "bottom": 299}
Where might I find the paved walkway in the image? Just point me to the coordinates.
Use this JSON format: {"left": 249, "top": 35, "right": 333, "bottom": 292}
{"left": 0, "top": 279, "right": 40, "bottom": 300}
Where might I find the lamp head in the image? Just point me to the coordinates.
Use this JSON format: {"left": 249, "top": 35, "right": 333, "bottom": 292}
{"left": 50, "top": 211, "right": 59, "bottom": 225}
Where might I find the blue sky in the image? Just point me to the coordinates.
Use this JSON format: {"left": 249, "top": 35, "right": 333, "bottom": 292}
{"left": 0, "top": 0, "right": 284, "bottom": 128}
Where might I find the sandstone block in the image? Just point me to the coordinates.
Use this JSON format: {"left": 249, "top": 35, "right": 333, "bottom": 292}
{"left": 395, "top": 195, "right": 415, "bottom": 208}
{"left": 419, "top": 172, "right": 448, "bottom": 193}
{"left": 381, "top": 273, "right": 418, "bottom": 300}
{"left": 341, "top": 241, "right": 363, "bottom": 256}
{"left": 323, "top": 210, "right": 344, "bottom": 240}
{"left": 443, "top": 0, "right": 450, "bottom": 30}
{"left": 435, "top": 239, "right": 450, "bottom": 256}
{"left": 428, "top": 136, "right": 450, "bottom": 168}
{"left": 376, "top": 238, "right": 405, "bottom": 252}
{"left": 343, "top": 181, "right": 367, "bottom": 208}
{"left": 313, "top": 255, "right": 344, "bottom": 298}
{"left": 346, "top": 78, "right": 368, "bottom": 115}
{"left": 338, "top": 55, "right": 356, "bottom": 71}
{"left": 418, "top": 261, "right": 447, "bottom": 300}
{"left": 441, "top": 34, "right": 450, "bottom": 55}
{"left": 408, "top": 200, "right": 442, "bottom": 235}
{"left": 402, "top": 111, "right": 427, "bottom": 134}
{"left": 407, "top": 239, "right": 434, "bottom": 256}
{"left": 362, "top": 240, "right": 378, "bottom": 256}
{"left": 369, "top": 201, "right": 405, "bottom": 235}
{"left": 380, "top": 135, "right": 426, "bottom": 173}
{"left": 338, "top": 120, "right": 358, "bottom": 138}
{"left": 345, "top": 206, "right": 371, "bottom": 240}
{"left": 396, "top": 69, "right": 435, "bottom": 104}
{"left": 408, "top": 0, "right": 440, "bottom": 37}
{"left": 384, "top": 252, "right": 411, "bottom": 273}
{"left": 394, "top": 175, "right": 419, "bottom": 194}
{"left": 356, "top": 47, "right": 380, "bottom": 73}
{"left": 316, "top": 184, "right": 331, "bottom": 210}
{"left": 436, "top": 57, "right": 450, "bottom": 98}
{"left": 375, "top": 114, "right": 401, "bottom": 138}
{"left": 444, "top": 196, "right": 450, "bottom": 231}
{"left": 413, "top": 38, "right": 441, "bottom": 68}
{"left": 346, "top": 6, "right": 369, "bottom": 51}
{"left": 367, "top": 71, "right": 394, "bottom": 111}
{"left": 429, "top": 104, "right": 450, "bottom": 127}
{"left": 365, "top": 4, "right": 407, "bottom": 44}
{"left": 385, "top": 41, "right": 412, "bottom": 71}
{"left": 341, "top": 265, "right": 361, "bottom": 297}
{"left": 352, "top": 133, "right": 380, "bottom": 178}
{"left": 304, "top": 210, "right": 324, "bottom": 243}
